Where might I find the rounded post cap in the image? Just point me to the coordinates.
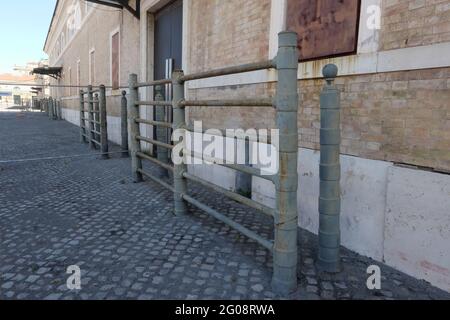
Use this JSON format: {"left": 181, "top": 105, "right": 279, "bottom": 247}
{"left": 122, "top": 90, "right": 127, "bottom": 96}
{"left": 323, "top": 64, "right": 338, "bottom": 79}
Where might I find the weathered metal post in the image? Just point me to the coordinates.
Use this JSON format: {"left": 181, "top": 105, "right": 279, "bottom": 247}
{"left": 88, "top": 86, "right": 95, "bottom": 149}
{"left": 273, "top": 31, "right": 299, "bottom": 295}
{"left": 172, "top": 70, "right": 188, "bottom": 216}
{"left": 79, "top": 90, "right": 86, "bottom": 143}
{"left": 53, "top": 99, "right": 57, "bottom": 120}
{"left": 48, "top": 97, "right": 54, "bottom": 120}
{"left": 235, "top": 138, "right": 252, "bottom": 198}
{"left": 94, "top": 93, "right": 100, "bottom": 135}
{"left": 317, "top": 64, "right": 341, "bottom": 273}
{"left": 128, "top": 74, "right": 143, "bottom": 182}
{"left": 121, "top": 91, "right": 129, "bottom": 157}
{"left": 57, "top": 100, "right": 62, "bottom": 120}
{"left": 99, "top": 85, "right": 109, "bottom": 159}
{"left": 155, "top": 85, "right": 169, "bottom": 177}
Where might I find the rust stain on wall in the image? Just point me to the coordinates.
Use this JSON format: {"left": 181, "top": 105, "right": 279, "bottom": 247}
{"left": 287, "top": 0, "right": 361, "bottom": 61}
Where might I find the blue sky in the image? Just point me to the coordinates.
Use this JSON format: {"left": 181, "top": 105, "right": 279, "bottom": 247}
{"left": 0, "top": 0, "right": 57, "bottom": 73}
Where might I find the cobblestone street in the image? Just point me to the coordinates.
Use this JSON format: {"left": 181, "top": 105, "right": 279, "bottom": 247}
{"left": 0, "top": 110, "right": 449, "bottom": 300}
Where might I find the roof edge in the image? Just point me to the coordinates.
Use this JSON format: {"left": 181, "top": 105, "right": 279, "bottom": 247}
{"left": 43, "top": 0, "right": 60, "bottom": 53}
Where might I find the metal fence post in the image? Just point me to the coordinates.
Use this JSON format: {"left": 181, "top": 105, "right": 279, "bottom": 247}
{"left": 128, "top": 74, "right": 143, "bottom": 182}
{"left": 88, "top": 86, "right": 95, "bottom": 149}
{"left": 57, "top": 100, "right": 62, "bottom": 120}
{"left": 172, "top": 70, "right": 188, "bottom": 216}
{"left": 53, "top": 99, "right": 58, "bottom": 120}
{"left": 318, "top": 64, "right": 341, "bottom": 273}
{"left": 155, "top": 85, "right": 169, "bottom": 177}
{"left": 121, "top": 91, "right": 129, "bottom": 158}
{"left": 99, "top": 85, "right": 109, "bottom": 159}
{"left": 273, "top": 31, "right": 299, "bottom": 295}
{"left": 48, "top": 98, "right": 54, "bottom": 120}
{"left": 235, "top": 138, "right": 252, "bottom": 198}
{"left": 80, "top": 90, "right": 86, "bottom": 143}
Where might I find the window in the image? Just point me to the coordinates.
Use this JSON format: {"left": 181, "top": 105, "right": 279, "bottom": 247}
{"left": 68, "top": 67, "right": 72, "bottom": 96}
{"left": 89, "top": 49, "right": 95, "bottom": 85}
{"left": 111, "top": 31, "right": 120, "bottom": 90}
{"left": 85, "top": 1, "right": 93, "bottom": 15}
{"left": 286, "top": 0, "right": 361, "bottom": 61}
{"left": 77, "top": 60, "right": 81, "bottom": 88}
{"left": 61, "top": 33, "right": 65, "bottom": 53}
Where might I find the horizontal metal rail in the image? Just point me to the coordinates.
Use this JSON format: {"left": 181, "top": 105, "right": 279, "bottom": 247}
{"left": 188, "top": 150, "right": 276, "bottom": 182}
{"left": 91, "top": 139, "right": 101, "bottom": 147}
{"left": 81, "top": 118, "right": 100, "bottom": 125}
{"left": 92, "top": 130, "right": 101, "bottom": 136}
{"left": 136, "top": 135, "right": 174, "bottom": 150}
{"left": 179, "top": 60, "right": 276, "bottom": 82}
{"left": 180, "top": 99, "right": 274, "bottom": 108}
{"left": 136, "top": 118, "right": 172, "bottom": 128}
{"left": 183, "top": 172, "right": 275, "bottom": 217}
{"left": 138, "top": 168, "right": 175, "bottom": 193}
{"left": 136, "top": 151, "right": 174, "bottom": 172}
{"left": 135, "top": 78, "right": 172, "bottom": 88}
{"left": 135, "top": 100, "right": 173, "bottom": 106}
{"left": 185, "top": 126, "right": 273, "bottom": 145}
{"left": 182, "top": 194, "right": 274, "bottom": 251}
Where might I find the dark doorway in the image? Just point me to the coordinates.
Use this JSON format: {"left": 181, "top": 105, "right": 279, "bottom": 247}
{"left": 154, "top": 0, "right": 183, "bottom": 83}
{"left": 152, "top": 0, "right": 183, "bottom": 174}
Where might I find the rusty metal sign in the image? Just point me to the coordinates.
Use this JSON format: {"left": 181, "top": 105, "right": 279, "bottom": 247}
{"left": 287, "top": 0, "right": 361, "bottom": 61}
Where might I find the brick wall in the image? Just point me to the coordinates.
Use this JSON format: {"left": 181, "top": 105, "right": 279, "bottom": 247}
{"left": 186, "top": 0, "right": 450, "bottom": 171}
{"left": 300, "top": 67, "right": 450, "bottom": 171}
{"left": 47, "top": 1, "right": 139, "bottom": 116}
{"left": 189, "top": 67, "right": 450, "bottom": 172}
{"left": 381, "top": 0, "right": 450, "bottom": 50}
{"left": 188, "top": 0, "right": 271, "bottom": 73}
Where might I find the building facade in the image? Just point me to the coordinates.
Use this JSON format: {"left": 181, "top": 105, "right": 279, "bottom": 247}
{"left": 44, "top": 0, "right": 450, "bottom": 292}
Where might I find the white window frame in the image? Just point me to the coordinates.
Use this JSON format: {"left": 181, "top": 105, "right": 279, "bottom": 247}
{"left": 68, "top": 67, "right": 72, "bottom": 96}
{"left": 109, "top": 26, "right": 121, "bottom": 92}
{"left": 89, "top": 48, "right": 95, "bottom": 85}
{"left": 76, "top": 59, "right": 81, "bottom": 88}
{"left": 85, "top": 1, "right": 94, "bottom": 15}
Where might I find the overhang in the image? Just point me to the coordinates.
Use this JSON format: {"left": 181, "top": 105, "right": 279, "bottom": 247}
{"left": 85, "top": 0, "right": 140, "bottom": 19}
{"left": 32, "top": 67, "right": 63, "bottom": 80}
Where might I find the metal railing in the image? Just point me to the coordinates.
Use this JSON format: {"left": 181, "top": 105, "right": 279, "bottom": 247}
{"left": 128, "top": 31, "right": 300, "bottom": 295}
{"left": 79, "top": 85, "right": 108, "bottom": 159}
{"left": 38, "top": 97, "right": 62, "bottom": 120}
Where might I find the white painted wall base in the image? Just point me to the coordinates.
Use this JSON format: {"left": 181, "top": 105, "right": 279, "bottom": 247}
{"left": 61, "top": 108, "right": 122, "bottom": 145}
{"left": 190, "top": 148, "right": 450, "bottom": 293}
{"left": 384, "top": 167, "right": 450, "bottom": 293}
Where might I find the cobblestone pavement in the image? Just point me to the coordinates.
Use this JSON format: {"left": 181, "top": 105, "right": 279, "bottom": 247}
{"left": 0, "top": 111, "right": 449, "bottom": 300}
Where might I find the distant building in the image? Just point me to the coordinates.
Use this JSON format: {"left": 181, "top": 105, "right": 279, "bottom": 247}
{"left": 0, "top": 59, "right": 50, "bottom": 107}
{"left": 0, "top": 73, "right": 35, "bottom": 106}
